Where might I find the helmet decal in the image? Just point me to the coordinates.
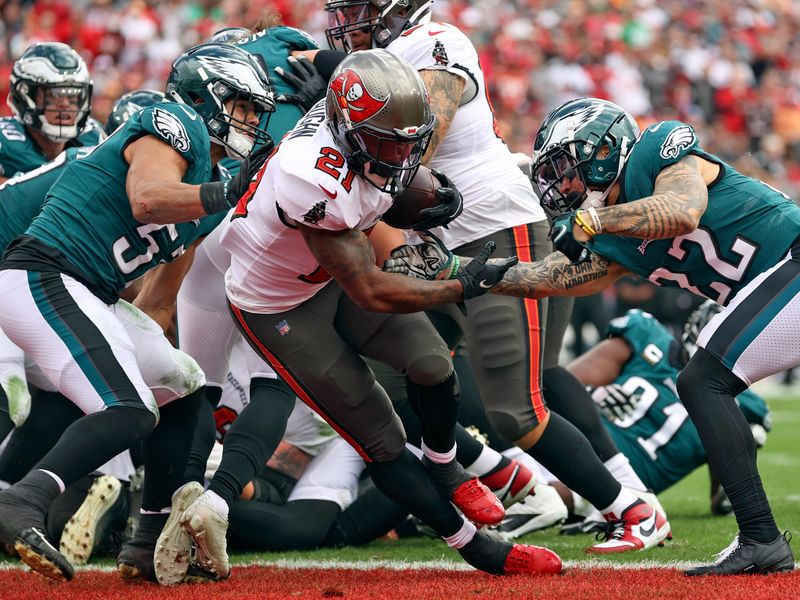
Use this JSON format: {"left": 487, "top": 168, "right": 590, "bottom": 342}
{"left": 332, "top": 68, "right": 388, "bottom": 124}
{"left": 537, "top": 103, "right": 605, "bottom": 158}
{"left": 196, "top": 55, "right": 267, "bottom": 95}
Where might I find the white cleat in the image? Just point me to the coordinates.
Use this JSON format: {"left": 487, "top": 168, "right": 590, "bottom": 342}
{"left": 492, "top": 483, "right": 568, "bottom": 540}
{"left": 154, "top": 481, "right": 204, "bottom": 586}
{"left": 586, "top": 500, "right": 671, "bottom": 554}
{"left": 60, "top": 475, "right": 122, "bottom": 566}
{"left": 180, "top": 493, "right": 230, "bottom": 580}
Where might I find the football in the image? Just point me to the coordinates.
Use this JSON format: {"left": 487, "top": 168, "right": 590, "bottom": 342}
{"left": 380, "top": 165, "right": 440, "bottom": 230}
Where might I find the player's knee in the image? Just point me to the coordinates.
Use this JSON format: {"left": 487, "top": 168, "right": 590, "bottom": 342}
{"left": 111, "top": 403, "right": 158, "bottom": 440}
{"left": 367, "top": 413, "right": 407, "bottom": 463}
{"left": 485, "top": 407, "right": 534, "bottom": 443}
{"left": 405, "top": 353, "right": 452, "bottom": 387}
{"left": 470, "top": 305, "right": 526, "bottom": 369}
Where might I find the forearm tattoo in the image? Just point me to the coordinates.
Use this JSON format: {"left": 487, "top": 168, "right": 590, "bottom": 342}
{"left": 419, "top": 70, "right": 464, "bottom": 162}
{"left": 596, "top": 156, "right": 707, "bottom": 239}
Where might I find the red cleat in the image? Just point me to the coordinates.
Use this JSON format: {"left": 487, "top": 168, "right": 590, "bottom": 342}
{"left": 479, "top": 459, "right": 536, "bottom": 509}
{"left": 502, "top": 543, "right": 563, "bottom": 575}
{"left": 451, "top": 477, "right": 505, "bottom": 526}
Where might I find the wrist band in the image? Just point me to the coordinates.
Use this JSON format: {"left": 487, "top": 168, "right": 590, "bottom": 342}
{"left": 199, "top": 181, "right": 230, "bottom": 215}
{"left": 444, "top": 255, "right": 460, "bottom": 280}
{"left": 586, "top": 206, "right": 603, "bottom": 234}
{"left": 574, "top": 211, "right": 596, "bottom": 237}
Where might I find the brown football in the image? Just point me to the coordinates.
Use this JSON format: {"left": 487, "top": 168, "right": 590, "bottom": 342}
{"left": 380, "top": 165, "right": 440, "bottom": 230}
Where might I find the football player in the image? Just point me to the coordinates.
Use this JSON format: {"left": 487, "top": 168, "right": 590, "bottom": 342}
{"left": 390, "top": 97, "right": 798, "bottom": 574}
{"left": 316, "top": 0, "right": 670, "bottom": 555}
{"left": 0, "top": 43, "right": 275, "bottom": 582}
{"left": 1, "top": 42, "right": 103, "bottom": 183}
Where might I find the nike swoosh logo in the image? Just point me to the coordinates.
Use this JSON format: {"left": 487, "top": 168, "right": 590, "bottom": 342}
{"left": 175, "top": 104, "right": 198, "bottom": 120}
{"left": 428, "top": 29, "right": 446, "bottom": 36}
{"left": 638, "top": 513, "right": 657, "bottom": 537}
{"left": 318, "top": 184, "right": 337, "bottom": 200}
{"left": 478, "top": 280, "right": 493, "bottom": 289}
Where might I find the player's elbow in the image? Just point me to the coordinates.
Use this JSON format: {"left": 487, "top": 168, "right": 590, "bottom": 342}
{"left": 130, "top": 187, "right": 162, "bottom": 223}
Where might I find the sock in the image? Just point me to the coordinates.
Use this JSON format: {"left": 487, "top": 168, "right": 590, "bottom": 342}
{"left": 205, "top": 489, "right": 229, "bottom": 520}
{"left": 442, "top": 518, "right": 476, "bottom": 549}
{"left": 405, "top": 372, "right": 459, "bottom": 454}
{"left": 184, "top": 386, "right": 223, "bottom": 484}
{"left": 454, "top": 422, "right": 488, "bottom": 469}
{"left": 599, "top": 487, "right": 641, "bottom": 519}
{"left": 208, "top": 377, "right": 294, "bottom": 508}
{"left": 326, "top": 485, "right": 409, "bottom": 547}
{"left": 13, "top": 469, "right": 63, "bottom": 514}
{"left": 421, "top": 441, "right": 470, "bottom": 495}
{"left": 543, "top": 366, "right": 619, "bottom": 461}
{"left": 365, "top": 448, "right": 463, "bottom": 538}
{"left": 36, "top": 405, "right": 155, "bottom": 489}
{"left": 464, "top": 444, "right": 504, "bottom": 477}
{"left": 526, "top": 412, "right": 621, "bottom": 510}
{"left": 141, "top": 389, "right": 204, "bottom": 512}
{"left": 604, "top": 453, "right": 647, "bottom": 493}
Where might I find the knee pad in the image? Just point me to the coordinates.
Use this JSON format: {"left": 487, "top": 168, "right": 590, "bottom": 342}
{"left": 485, "top": 408, "right": 532, "bottom": 443}
{"left": 366, "top": 409, "right": 406, "bottom": 463}
{"left": 405, "top": 352, "right": 453, "bottom": 387}
{"left": 470, "top": 304, "right": 526, "bottom": 370}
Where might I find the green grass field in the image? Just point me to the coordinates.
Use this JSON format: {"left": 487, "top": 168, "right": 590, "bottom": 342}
{"left": 230, "top": 391, "right": 800, "bottom": 568}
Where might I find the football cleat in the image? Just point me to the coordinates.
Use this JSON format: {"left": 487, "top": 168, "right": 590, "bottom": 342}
{"left": 479, "top": 459, "right": 537, "bottom": 509}
{"left": 60, "top": 475, "right": 126, "bottom": 566}
{"left": 685, "top": 532, "right": 794, "bottom": 576}
{"left": 586, "top": 499, "right": 670, "bottom": 554}
{"left": 117, "top": 512, "right": 168, "bottom": 582}
{"left": 493, "top": 483, "right": 568, "bottom": 540}
{"left": 153, "top": 481, "right": 204, "bottom": 586}
{"left": 502, "top": 543, "right": 563, "bottom": 576}
{"left": 451, "top": 478, "right": 505, "bottom": 526}
{"left": 180, "top": 492, "right": 231, "bottom": 581}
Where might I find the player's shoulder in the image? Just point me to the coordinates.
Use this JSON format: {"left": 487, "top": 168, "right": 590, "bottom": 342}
{"left": 73, "top": 117, "right": 107, "bottom": 147}
{"left": 137, "top": 102, "right": 209, "bottom": 155}
{"left": 0, "top": 117, "right": 30, "bottom": 154}
{"left": 630, "top": 120, "right": 699, "bottom": 167}
{"left": 389, "top": 21, "right": 474, "bottom": 63}
{"left": 608, "top": 309, "right": 670, "bottom": 348}
{"left": 265, "top": 26, "right": 319, "bottom": 50}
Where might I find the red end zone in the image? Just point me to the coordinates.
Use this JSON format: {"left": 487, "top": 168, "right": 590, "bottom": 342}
{"left": 1, "top": 566, "right": 798, "bottom": 600}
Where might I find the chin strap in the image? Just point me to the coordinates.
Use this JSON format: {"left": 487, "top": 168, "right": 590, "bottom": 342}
{"left": 580, "top": 135, "right": 633, "bottom": 210}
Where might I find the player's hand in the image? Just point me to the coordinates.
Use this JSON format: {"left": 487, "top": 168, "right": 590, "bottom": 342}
{"left": 411, "top": 169, "right": 464, "bottom": 231}
{"left": 383, "top": 231, "right": 456, "bottom": 280}
{"left": 458, "top": 241, "right": 518, "bottom": 299}
{"left": 592, "top": 383, "right": 641, "bottom": 421}
{"left": 275, "top": 56, "right": 327, "bottom": 112}
{"left": 199, "top": 139, "right": 275, "bottom": 214}
{"left": 549, "top": 212, "right": 590, "bottom": 264}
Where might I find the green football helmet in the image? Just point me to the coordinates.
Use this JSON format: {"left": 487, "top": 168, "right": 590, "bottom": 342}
{"left": 325, "top": 0, "right": 433, "bottom": 52}
{"left": 8, "top": 42, "right": 93, "bottom": 143}
{"left": 207, "top": 27, "right": 252, "bottom": 44}
{"left": 104, "top": 89, "right": 165, "bottom": 135}
{"left": 165, "top": 43, "right": 274, "bottom": 159}
{"left": 681, "top": 300, "right": 722, "bottom": 357}
{"left": 531, "top": 98, "right": 639, "bottom": 216}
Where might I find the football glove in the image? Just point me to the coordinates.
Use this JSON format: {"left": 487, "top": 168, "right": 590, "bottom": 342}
{"left": 274, "top": 56, "right": 327, "bottom": 112}
{"left": 382, "top": 231, "right": 456, "bottom": 280}
{"left": 549, "top": 212, "right": 590, "bottom": 264}
{"left": 457, "top": 241, "right": 518, "bottom": 300}
{"left": 591, "top": 383, "right": 641, "bottom": 422}
{"left": 199, "top": 139, "right": 274, "bottom": 214}
{"left": 411, "top": 169, "right": 464, "bottom": 231}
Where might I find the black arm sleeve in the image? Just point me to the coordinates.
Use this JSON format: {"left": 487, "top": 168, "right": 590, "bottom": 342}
{"left": 313, "top": 50, "right": 348, "bottom": 80}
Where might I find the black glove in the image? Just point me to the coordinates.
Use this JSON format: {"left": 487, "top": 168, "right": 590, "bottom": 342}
{"left": 274, "top": 56, "right": 327, "bottom": 112}
{"left": 457, "top": 241, "right": 518, "bottom": 300}
{"left": 411, "top": 169, "right": 464, "bottom": 231}
{"left": 199, "top": 139, "right": 274, "bottom": 214}
{"left": 549, "top": 212, "right": 590, "bottom": 264}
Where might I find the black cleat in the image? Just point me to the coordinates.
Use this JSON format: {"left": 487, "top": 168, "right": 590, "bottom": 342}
{"left": 685, "top": 531, "right": 795, "bottom": 576}
{"left": 117, "top": 512, "right": 168, "bottom": 582}
{"left": 15, "top": 527, "right": 75, "bottom": 582}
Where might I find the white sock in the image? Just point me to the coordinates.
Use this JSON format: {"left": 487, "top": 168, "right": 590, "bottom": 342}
{"left": 421, "top": 440, "right": 456, "bottom": 464}
{"left": 38, "top": 469, "right": 66, "bottom": 493}
{"left": 604, "top": 453, "right": 647, "bottom": 492}
{"left": 443, "top": 518, "right": 477, "bottom": 549}
{"left": 464, "top": 445, "right": 502, "bottom": 477}
{"left": 600, "top": 487, "right": 640, "bottom": 519}
{"left": 206, "top": 489, "right": 230, "bottom": 520}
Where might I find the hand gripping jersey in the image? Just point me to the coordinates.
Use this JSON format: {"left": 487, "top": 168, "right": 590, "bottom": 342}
{"left": 221, "top": 100, "right": 393, "bottom": 313}
{"left": 386, "top": 22, "right": 546, "bottom": 248}
{"left": 0, "top": 116, "right": 104, "bottom": 179}
{"left": 587, "top": 121, "right": 800, "bottom": 306}
{"left": 1, "top": 102, "right": 224, "bottom": 303}
{"left": 602, "top": 309, "right": 770, "bottom": 493}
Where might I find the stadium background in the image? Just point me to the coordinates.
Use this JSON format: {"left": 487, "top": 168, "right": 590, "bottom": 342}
{"left": 5, "top": 0, "right": 798, "bottom": 358}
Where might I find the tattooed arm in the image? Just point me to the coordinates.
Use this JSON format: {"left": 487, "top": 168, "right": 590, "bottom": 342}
{"left": 300, "top": 224, "right": 464, "bottom": 313}
{"left": 461, "top": 251, "right": 630, "bottom": 299}
{"left": 589, "top": 155, "right": 711, "bottom": 240}
{"left": 418, "top": 69, "right": 465, "bottom": 163}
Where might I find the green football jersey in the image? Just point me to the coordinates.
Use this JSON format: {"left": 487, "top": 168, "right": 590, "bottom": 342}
{"left": 0, "top": 117, "right": 103, "bottom": 179}
{"left": 603, "top": 309, "right": 770, "bottom": 492}
{"left": 587, "top": 121, "right": 800, "bottom": 305}
{"left": 6, "top": 102, "right": 223, "bottom": 303}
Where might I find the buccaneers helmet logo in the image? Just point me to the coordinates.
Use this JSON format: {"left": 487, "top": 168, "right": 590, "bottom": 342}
{"left": 332, "top": 68, "right": 388, "bottom": 124}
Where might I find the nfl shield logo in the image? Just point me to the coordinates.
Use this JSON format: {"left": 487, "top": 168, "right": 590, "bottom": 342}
{"left": 275, "top": 320, "right": 291, "bottom": 336}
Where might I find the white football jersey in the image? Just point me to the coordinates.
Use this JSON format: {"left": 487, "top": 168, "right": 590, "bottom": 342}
{"left": 387, "top": 22, "right": 546, "bottom": 247}
{"left": 221, "top": 101, "right": 393, "bottom": 313}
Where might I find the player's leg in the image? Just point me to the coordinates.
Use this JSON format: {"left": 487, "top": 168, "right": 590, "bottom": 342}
{"left": 680, "top": 251, "right": 800, "bottom": 575}
{"left": 0, "top": 329, "right": 30, "bottom": 439}
{"left": 0, "top": 271, "right": 157, "bottom": 581}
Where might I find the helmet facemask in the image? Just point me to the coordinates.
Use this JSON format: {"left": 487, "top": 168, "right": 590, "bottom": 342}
{"left": 205, "top": 82, "right": 273, "bottom": 160}
{"left": 325, "top": 0, "right": 432, "bottom": 52}
{"left": 681, "top": 300, "right": 722, "bottom": 357}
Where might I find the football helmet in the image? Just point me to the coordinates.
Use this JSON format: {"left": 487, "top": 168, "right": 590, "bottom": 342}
{"left": 325, "top": 0, "right": 433, "bottom": 52}
{"left": 326, "top": 49, "right": 435, "bottom": 195}
{"left": 207, "top": 27, "right": 252, "bottom": 44}
{"left": 165, "top": 43, "right": 274, "bottom": 159}
{"left": 8, "top": 42, "right": 93, "bottom": 143}
{"left": 104, "top": 89, "right": 165, "bottom": 135}
{"left": 531, "top": 98, "right": 639, "bottom": 216}
{"left": 682, "top": 300, "right": 722, "bottom": 357}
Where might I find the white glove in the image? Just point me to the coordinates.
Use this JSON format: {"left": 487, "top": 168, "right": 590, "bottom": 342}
{"left": 382, "top": 231, "right": 457, "bottom": 280}
{"left": 591, "top": 383, "right": 641, "bottom": 422}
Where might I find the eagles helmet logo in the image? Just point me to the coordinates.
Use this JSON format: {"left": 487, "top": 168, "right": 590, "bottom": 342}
{"left": 660, "top": 125, "right": 696, "bottom": 160}
{"left": 152, "top": 107, "right": 191, "bottom": 153}
{"left": 331, "top": 69, "right": 388, "bottom": 124}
